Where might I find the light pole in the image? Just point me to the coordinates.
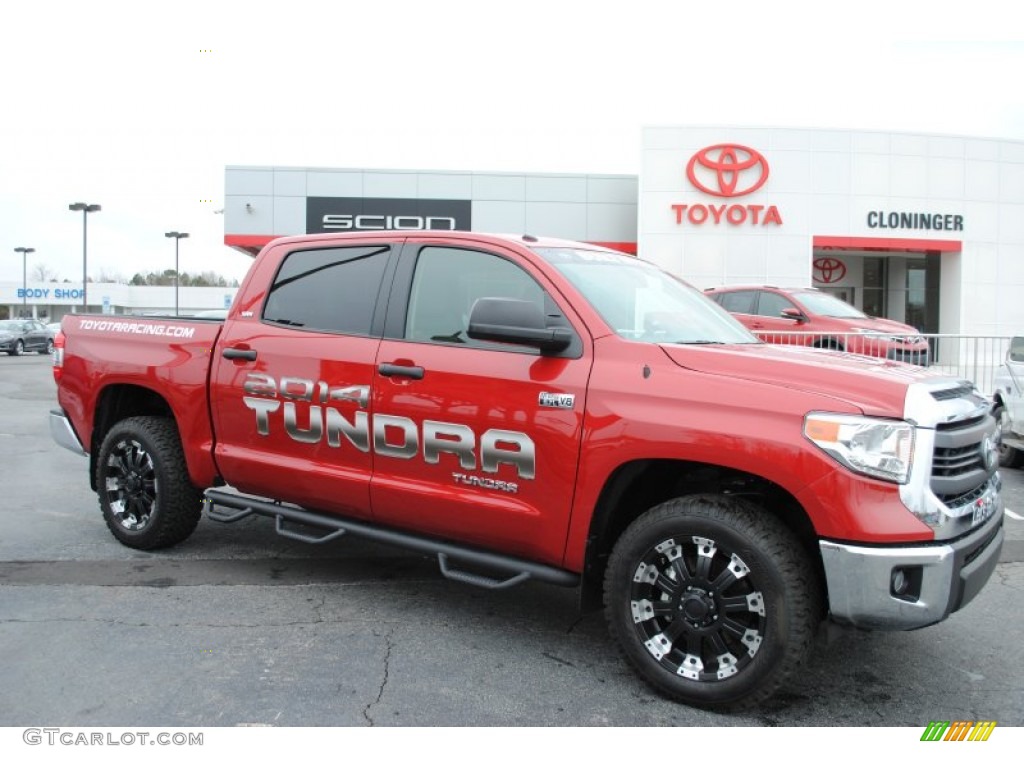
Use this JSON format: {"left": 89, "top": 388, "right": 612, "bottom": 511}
{"left": 14, "top": 247, "right": 35, "bottom": 317}
{"left": 69, "top": 202, "right": 101, "bottom": 311}
{"left": 164, "top": 231, "right": 189, "bottom": 316}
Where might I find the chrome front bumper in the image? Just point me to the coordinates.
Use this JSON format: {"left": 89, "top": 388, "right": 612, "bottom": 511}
{"left": 49, "top": 409, "right": 87, "bottom": 456}
{"left": 820, "top": 509, "right": 1004, "bottom": 630}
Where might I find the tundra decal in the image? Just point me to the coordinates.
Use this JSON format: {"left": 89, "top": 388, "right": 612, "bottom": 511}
{"left": 241, "top": 373, "right": 536, "bottom": 483}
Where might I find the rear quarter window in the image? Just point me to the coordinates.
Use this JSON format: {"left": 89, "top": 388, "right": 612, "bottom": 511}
{"left": 262, "top": 245, "right": 390, "bottom": 335}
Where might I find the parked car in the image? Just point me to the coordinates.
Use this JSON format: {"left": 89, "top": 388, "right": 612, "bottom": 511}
{"left": 704, "top": 285, "right": 930, "bottom": 366}
{"left": 993, "top": 335, "right": 1024, "bottom": 467}
{"left": 0, "top": 318, "right": 55, "bottom": 356}
{"left": 46, "top": 322, "right": 62, "bottom": 334}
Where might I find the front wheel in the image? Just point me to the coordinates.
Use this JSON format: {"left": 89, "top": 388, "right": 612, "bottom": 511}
{"left": 604, "top": 495, "right": 821, "bottom": 710}
{"left": 8, "top": 339, "right": 24, "bottom": 356}
{"left": 995, "top": 405, "right": 1023, "bottom": 468}
{"left": 95, "top": 416, "right": 203, "bottom": 549}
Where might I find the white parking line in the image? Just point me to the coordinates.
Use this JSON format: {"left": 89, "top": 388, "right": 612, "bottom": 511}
{"left": 1006, "top": 508, "right": 1024, "bottom": 521}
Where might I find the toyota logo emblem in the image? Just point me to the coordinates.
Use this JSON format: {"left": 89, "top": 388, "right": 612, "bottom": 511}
{"left": 813, "top": 257, "right": 847, "bottom": 284}
{"left": 686, "top": 144, "right": 770, "bottom": 198}
{"left": 981, "top": 435, "right": 998, "bottom": 472}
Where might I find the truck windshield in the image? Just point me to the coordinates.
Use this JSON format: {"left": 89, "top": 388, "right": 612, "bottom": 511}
{"left": 534, "top": 247, "right": 758, "bottom": 345}
{"left": 791, "top": 291, "right": 866, "bottom": 318}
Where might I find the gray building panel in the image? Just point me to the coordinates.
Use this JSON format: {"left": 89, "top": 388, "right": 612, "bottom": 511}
{"left": 470, "top": 200, "right": 526, "bottom": 234}
{"left": 586, "top": 176, "right": 639, "bottom": 204}
{"left": 586, "top": 204, "right": 638, "bottom": 242}
{"left": 471, "top": 174, "right": 527, "bottom": 201}
{"left": 273, "top": 170, "right": 307, "bottom": 197}
{"left": 225, "top": 169, "right": 274, "bottom": 196}
{"left": 525, "top": 175, "right": 588, "bottom": 203}
{"left": 224, "top": 195, "right": 275, "bottom": 235}
{"left": 273, "top": 197, "right": 306, "bottom": 235}
{"left": 418, "top": 173, "right": 473, "bottom": 199}
{"left": 363, "top": 172, "right": 419, "bottom": 198}
{"left": 526, "top": 202, "right": 588, "bottom": 240}
{"left": 307, "top": 172, "right": 364, "bottom": 197}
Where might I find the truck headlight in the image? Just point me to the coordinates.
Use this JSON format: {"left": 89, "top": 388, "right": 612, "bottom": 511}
{"left": 803, "top": 413, "right": 914, "bottom": 484}
{"left": 850, "top": 328, "right": 899, "bottom": 342}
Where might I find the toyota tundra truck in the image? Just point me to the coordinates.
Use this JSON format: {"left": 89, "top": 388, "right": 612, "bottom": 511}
{"left": 49, "top": 231, "right": 1004, "bottom": 709}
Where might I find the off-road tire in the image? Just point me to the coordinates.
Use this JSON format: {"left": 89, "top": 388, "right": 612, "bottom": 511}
{"left": 95, "top": 416, "right": 202, "bottom": 549}
{"left": 604, "top": 494, "right": 821, "bottom": 710}
{"left": 995, "top": 405, "right": 1024, "bottom": 468}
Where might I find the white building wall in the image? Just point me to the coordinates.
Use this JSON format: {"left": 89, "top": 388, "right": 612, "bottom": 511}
{"left": 639, "top": 126, "right": 1024, "bottom": 337}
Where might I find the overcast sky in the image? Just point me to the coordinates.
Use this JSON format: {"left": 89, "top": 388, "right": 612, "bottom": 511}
{"left": 2, "top": 0, "right": 1022, "bottom": 286}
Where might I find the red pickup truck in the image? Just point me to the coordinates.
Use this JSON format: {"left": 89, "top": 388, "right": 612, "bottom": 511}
{"left": 50, "top": 231, "right": 1004, "bottom": 709}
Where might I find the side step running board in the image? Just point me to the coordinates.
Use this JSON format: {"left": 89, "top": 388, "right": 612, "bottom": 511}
{"left": 202, "top": 488, "right": 579, "bottom": 590}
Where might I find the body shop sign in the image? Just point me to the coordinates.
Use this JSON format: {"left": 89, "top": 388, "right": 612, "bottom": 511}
{"left": 306, "top": 197, "right": 472, "bottom": 233}
{"left": 670, "top": 144, "right": 782, "bottom": 227}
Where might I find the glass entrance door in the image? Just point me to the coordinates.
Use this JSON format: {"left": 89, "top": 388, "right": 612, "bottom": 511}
{"left": 904, "top": 254, "right": 940, "bottom": 334}
{"left": 906, "top": 259, "right": 927, "bottom": 330}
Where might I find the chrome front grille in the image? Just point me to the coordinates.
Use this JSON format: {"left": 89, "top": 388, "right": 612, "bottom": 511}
{"left": 931, "top": 414, "right": 996, "bottom": 501}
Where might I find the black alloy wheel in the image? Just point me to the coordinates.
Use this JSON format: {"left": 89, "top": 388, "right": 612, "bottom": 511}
{"left": 628, "top": 531, "right": 767, "bottom": 684}
{"left": 103, "top": 436, "right": 158, "bottom": 533}
{"left": 605, "top": 495, "right": 820, "bottom": 710}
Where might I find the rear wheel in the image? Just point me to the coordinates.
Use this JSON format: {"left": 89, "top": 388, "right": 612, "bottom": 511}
{"left": 604, "top": 495, "right": 820, "bottom": 710}
{"left": 40, "top": 339, "right": 54, "bottom": 355}
{"left": 95, "top": 416, "right": 203, "bottom": 549}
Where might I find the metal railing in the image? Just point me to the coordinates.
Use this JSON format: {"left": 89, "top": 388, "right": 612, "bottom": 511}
{"left": 752, "top": 331, "right": 1012, "bottom": 396}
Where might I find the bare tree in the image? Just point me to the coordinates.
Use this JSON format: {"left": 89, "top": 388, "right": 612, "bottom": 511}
{"left": 31, "top": 263, "right": 58, "bottom": 282}
{"left": 96, "top": 268, "right": 126, "bottom": 284}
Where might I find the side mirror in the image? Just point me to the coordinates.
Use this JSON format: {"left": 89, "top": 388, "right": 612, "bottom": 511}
{"left": 781, "top": 308, "right": 806, "bottom": 323}
{"left": 1009, "top": 336, "right": 1024, "bottom": 363}
{"left": 467, "top": 298, "right": 572, "bottom": 353}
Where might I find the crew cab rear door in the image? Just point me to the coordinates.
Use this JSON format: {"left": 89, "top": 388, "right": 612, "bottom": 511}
{"left": 209, "top": 239, "right": 397, "bottom": 519}
{"left": 369, "top": 239, "right": 592, "bottom": 565}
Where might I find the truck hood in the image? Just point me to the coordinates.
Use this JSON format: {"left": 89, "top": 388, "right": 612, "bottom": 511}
{"left": 835, "top": 316, "right": 922, "bottom": 337}
{"left": 658, "top": 342, "right": 944, "bottom": 416}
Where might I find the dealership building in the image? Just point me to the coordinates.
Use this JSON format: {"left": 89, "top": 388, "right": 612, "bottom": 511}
{"left": 11, "top": 126, "right": 1019, "bottom": 336}
{"left": 223, "top": 127, "right": 1024, "bottom": 340}
{"left": 0, "top": 282, "right": 236, "bottom": 323}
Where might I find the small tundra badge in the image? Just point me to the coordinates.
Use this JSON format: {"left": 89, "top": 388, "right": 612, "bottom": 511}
{"left": 539, "top": 392, "right": 575, "bottom": 409}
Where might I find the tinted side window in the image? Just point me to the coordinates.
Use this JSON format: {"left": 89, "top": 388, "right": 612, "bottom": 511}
{"left": 756, "top": 291, "right": 797, "bottom": 318}
{"left": 263, "top": 246, "right": 390, "bottom": 335}
{"left": 717, "top": 290, "right": 756, "bottom": 314}
{"left": 405, "top": 247, "right": 545, "bottom": 348}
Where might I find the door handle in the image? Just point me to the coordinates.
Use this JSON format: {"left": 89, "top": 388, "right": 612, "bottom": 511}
{"left": 378, "top": 363, "right": 424, "bottom": 380}
{"left": 222, "top": 347, "right": 258, "bottom": 361}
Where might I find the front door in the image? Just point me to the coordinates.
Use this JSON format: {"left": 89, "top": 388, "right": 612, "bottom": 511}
{"left": 369, "top": 241, "right": 591, "bottom": 565}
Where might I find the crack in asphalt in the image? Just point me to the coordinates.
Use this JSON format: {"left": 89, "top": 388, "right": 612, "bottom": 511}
{"left": 542, "top": 651, "right": 576, "bottom": 668}
{"left": 565, "top": 615, "right": 586, "bottom": 634}
{"left": 363, "top": 629, "right": 394, "bottom": 726}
